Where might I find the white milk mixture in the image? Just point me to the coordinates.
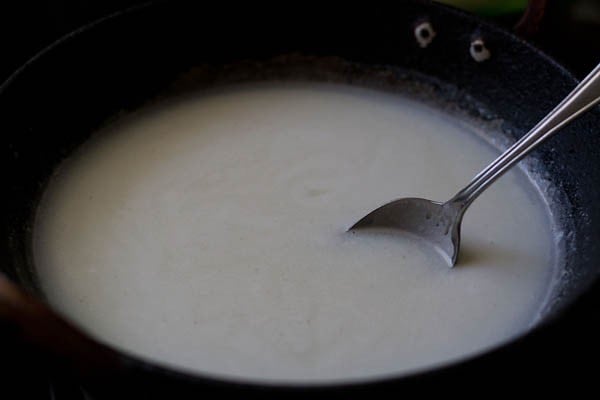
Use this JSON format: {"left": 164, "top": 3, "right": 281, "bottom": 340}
{"left": 34, "top": 82, "right": 555, "bottom": 382}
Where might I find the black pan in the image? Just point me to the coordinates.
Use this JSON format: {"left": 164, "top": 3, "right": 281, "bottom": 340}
{"left": 1, "top": 1, "right": 599, "bottom": 397}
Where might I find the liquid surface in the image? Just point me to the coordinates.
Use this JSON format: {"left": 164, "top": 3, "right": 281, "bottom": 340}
{"left": 34, "top": 83, "right": 554, "bottom": 382}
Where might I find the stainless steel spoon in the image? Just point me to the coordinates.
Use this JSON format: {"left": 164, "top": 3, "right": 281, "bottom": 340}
{"left": 349, "top": 62, "right": 600, "bottom": 267}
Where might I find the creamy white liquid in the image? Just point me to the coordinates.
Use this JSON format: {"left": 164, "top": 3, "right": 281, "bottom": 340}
{"left": 34, "top": 82, "right": 554, "bottom": 383}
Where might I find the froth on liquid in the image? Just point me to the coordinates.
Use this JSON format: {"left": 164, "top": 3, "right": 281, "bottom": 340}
{"left": 34, "top": 83, "right": 555, "bottom": 382}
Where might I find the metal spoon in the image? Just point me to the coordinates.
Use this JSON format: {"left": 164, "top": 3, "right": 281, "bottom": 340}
{"left": 349, "top": 62, "right": 600, "bottom": 267}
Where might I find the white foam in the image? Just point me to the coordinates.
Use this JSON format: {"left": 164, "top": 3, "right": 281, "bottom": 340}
{"left": 34, "top": 82, "right": 555, "bottom": 383}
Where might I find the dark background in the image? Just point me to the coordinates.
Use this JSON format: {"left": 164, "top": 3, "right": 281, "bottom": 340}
{"left": 1, "top": 0, "right": 600, "bottom": 85}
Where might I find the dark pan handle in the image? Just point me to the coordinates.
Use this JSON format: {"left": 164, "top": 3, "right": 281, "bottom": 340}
{"left": 0, "top": 273, "right": 125, "bottom": 396}
{"left": 515, "top": 0, "right": 548, "bottom": 38}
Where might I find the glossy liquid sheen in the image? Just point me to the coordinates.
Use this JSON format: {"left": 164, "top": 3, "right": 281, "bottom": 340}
{"left": 34, "top": 83, "right": 554, "bottom": 382}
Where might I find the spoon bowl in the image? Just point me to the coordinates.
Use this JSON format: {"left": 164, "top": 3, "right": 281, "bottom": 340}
{"left": 350, "top": 198, "right": 463, "bottom": 266}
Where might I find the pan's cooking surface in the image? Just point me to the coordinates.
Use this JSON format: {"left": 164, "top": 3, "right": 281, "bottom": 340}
{"left": 34, "top": 81, "right": 555, "bottom": 382}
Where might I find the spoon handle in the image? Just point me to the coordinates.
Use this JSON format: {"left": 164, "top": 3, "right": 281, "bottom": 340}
{"left": 451, "top": 62, "right": 600, "bottom": 207}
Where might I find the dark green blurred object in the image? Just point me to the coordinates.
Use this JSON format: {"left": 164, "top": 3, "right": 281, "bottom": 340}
{"left": 438, "top": 0, "right": 528, "bottom": 16}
